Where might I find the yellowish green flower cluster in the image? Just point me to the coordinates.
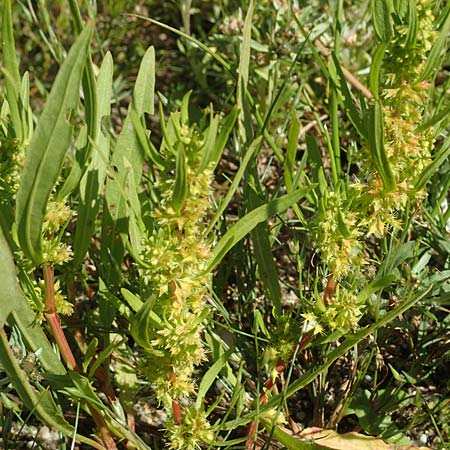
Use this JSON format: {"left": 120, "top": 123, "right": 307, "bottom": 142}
{"left": 41, "top": 198, "right": 73, "bottom": 266}
{"left": 137, "top": 118, "right": 214, "bottom": 449}
{"left": 310, "top": 190, "right": 363, "bottom": 279}
{"left": 359, "top": 0, "right": 436, "bottom": 227}
{"left": 0, "top": 132, "right": 24, "bottom": 194}
{"left": 309, "top": 1, "right": 436, "bottom": 332}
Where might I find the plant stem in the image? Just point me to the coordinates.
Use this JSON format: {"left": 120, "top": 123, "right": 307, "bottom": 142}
{"left": 43, "top": 264, "right": 79, "bottom": 371}
{"left": 43, "top": 265, "right": 118, "bottom": 450}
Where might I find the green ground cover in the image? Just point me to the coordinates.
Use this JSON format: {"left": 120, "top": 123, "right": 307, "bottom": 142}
{"left": 0, "top": 1, "right": 450, "bottom": 449}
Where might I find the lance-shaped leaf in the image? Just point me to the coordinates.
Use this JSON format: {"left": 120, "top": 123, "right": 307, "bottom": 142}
{"left": 371, "top": 0, "right": 392, "bottom": 42}
{"left": 367, "top": 101, "right": 396, "bottom": 192}
{"left": 172, "top": 144, "right": 188, "bottom": 214}
{"left": 100, "top": 46, "right": 155, "bottom": 285}
{"left": 73, "top": 51, "right": 113, "bottom": 267}
{"left": 15, "top": 23, "right": 93, "bottom": 264}
{"left": 206, "top": 187, "right": 312, "bottom": 273}
{"left": 0, "top": 227, "right": 20, "bottom": 327}
{"left": 1, "top": 0, "right": 23, "bottom": 142}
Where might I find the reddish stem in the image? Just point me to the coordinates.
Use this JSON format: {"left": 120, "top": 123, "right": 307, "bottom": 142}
{"left": 324, "top": 274, "right": 337, "bottom": 305}
{"left": 43, "top": 265, "right": 117, "bottom": 450}
{"left": 172, "top": 399, "right": 182, "bottom": 425}
{"left": 245, "top": 333, "right": 313, "bottom": 449}
{"left": 43, "top": 265, "right": 79, "bottom": 371}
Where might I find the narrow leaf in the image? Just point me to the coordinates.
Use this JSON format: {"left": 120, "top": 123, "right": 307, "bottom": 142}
{"left": 414, "top": 134, "right": 450, "bottom": 191}
{"left": 420, "top": 7, "right": 450, "bottom": 82}
{"left": 1, "top": 0, "right": 23, "bottom": 142}
{"left": 207, "top": 187, "right": 311, "bottom": 272}
{"left": 330, "top": 54, "right": 366, "bottom": 138}
{"left": 100, "top": 48, "right": 152, "bottom": 283}
{"left": 405, "top": 0, "right": 417, "bottom": 49}
{"left": 200, "top": 111, "right": 219, "bottom": 171}
{"left": 206, "top": 137, "right": 262, "bottom": 234}
{"left": 0, "top": 330, "right": 103, "bottom": 449}
{"left": 196, "top": 349, "right": 234, "bottom": 409}
{"left": 0, "top": 228, "right": 20, "bottom": 326}
{"left": 130, "top": 110, "right": 165, "bottom": 169}
{"left": 208, "top": 106, "right": 238, "bottom": 171}
{"left": 132, "top": 46, "right": 155, "bottom": 116}
{"left": 73, "top": 51, "right": 114, "bottom": 266}
{"left": 237, "top": 0, "right": 254, "bottom": 141}
{"left": 371, "top": 0, "right": 393, "bottom": 42}
{"left": 15, "top": 23, "right": 93, "bottom": 263}
{"left": 172, "top": 145, "right": 188, "bottom": 214}
{"left": 285, "top": 111, "right": 300, "bottom": 192}
{"left": 369, "top": 43, "right": 387, "bottom": 100}
{"left": 367, "top": 101, "right": 396, "bottom": 192}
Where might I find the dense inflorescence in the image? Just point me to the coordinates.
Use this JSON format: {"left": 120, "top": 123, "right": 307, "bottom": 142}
{"left": 308, "top": 1, "right": 436, "bottom": 333}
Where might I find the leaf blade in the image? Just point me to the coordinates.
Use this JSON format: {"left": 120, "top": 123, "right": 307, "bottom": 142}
{"left": 15, "top": 23, "right": 93, "bottom": 263}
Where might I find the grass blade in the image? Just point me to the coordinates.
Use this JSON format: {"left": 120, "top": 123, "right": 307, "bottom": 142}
{"left": 206, "top": 187, "right": 311, "bottom": 272}
{"left": 15, "top": 23, "right": 93, "bottom": 263}
{"left": 206, "top": 136, "right": 262, "bottom": 235}
{"left": 1, "top": 0, "right": 23, "bottom": 142}
{"left": 196, "top": 348, "right": 234, "bottom": 409}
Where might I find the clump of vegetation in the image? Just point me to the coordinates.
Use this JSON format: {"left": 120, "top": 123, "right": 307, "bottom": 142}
{"left": 0, "top": 1, "right": 449, "bottom": 450}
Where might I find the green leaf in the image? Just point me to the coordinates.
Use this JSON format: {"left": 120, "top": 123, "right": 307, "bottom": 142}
{"left": 130, "top": 110, "right": 165, "bottom": 169}
{"left": 405, "top": 0, "right": 417, "bottom": 49}
{"left": 207, "top": 106, "right": 238, "bottom": 171}
{"left": 100, "top": 48, "right": 153, "bottom": 283}
{"left": 371, "top": 0, "right": 393, "bottom": 42}
{"left": 237, "top": 0, "right": 254, "bottom": 141}
{"left": 180, "top": 90, "right": 192, "bottom": 125}
{"left": 0, "top": 330, "right": 103, "bottom": 449}
{"left": 207, "top": 187, "right": 312, "bottom": 272}
{"left": 357, "top": 274, "right": 398, "bottom": 303}
{"left": 248, "top": 185, "right": 283, "bottom": 316}
{"left": 73, "top": 51, "right": 114, "bottom": 267}
{"left": 172, "top": 144, "right": 188, "bottom": 214}
{"left": 369, "top": 43, "right": 387, "bottom": 100}
{"left": 196, "top": 348, "right": 234, "bottom": 409}
{"left": 200, "top": 111, "right": 219, "bottom": 171}
{"left": 15, "top": 23, "right": 93, "bottom": 264}
{"left": 20, "top": 72, "right": 33, "bottom": 141}
{"left": 419, "top": 6, "right": 450, "bottom": 82}
{"left": 130, "top": 296, "right": 162, "bottom": 350}
{"left": 56, "top": 125, "right": 88, "bottom": 200}
{"left": 367, "top": 101, "right": 396, "bottom": 192}
{"left": 206, "top": 137, "right": 262, "bottom": 234}
{"left": 330, "top": 54, "right": 367, "bottom": 138}
{"left": 0, "top": 228, "right": 20, "bottom": 326}
{"left": 132, "top": 46, "right": 155, "bottom": 116}
{"left": 121, "top": 288, "right": 144, "bottom": 312}
{"left": 262, "top": 422, "right": 328, "bottom": 450}
{"left": 285, "top": 111, "right": 300, "bottom": 193}
{"left": 414, "top": 133, "right": 450, "bottom": 191}
{"left": 1, "top": 0, "right": 23, "bottom": 142}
